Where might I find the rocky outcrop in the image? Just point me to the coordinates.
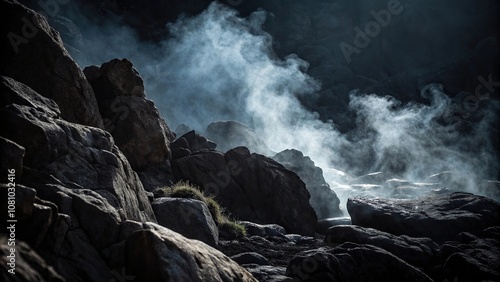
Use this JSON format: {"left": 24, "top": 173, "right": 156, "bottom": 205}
{"left": 438, "top": 227, "right": 500, "bottom": 282}
{"left": 173, "top": 146, "right": 318, "bottom": 235}
{"left": 347, "top": 192, "right": 500, "bottom": 243}
{"left": 124, "top": 222, "right": 257, "bottom": 282}
{"left": 84, "top": 58, "right": 175, "bottom": 171}
{"left": 286, "top": 243, "right": 434, "bottom": 282}
{"left": 273, "top": 149, "right": 342, "bottom": 219}
{"left": 240, "top": 221, "right": 287, "bottom": 238}
{"left": 206, "top": 121, "right": 272, "bottom": 155}
{"left": 0, "top": 81, "right": 155, "bottom": 222}
{"left": 0, "top": 0, "right": 103, "bottom": 128}
{"left": 172, "top": 149, "right": 253, "bottom": 218}
{"left": 242, "top": 265, "right": 291, "bottom": 282}
{"left": 325, "top": 225, "right": 440, "bottom": 269}
{"left": 225, "top": 147, "right": 318, "bottom": 236}
{"left": 152, "top": 197, "right": 219, "bottom": 247}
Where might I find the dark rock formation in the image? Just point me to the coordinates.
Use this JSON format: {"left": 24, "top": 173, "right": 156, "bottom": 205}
{"left": 325, "top": 225, "right": 440, "bottom": 269}
{"left": 0, "top": 236, "right": 65, "bottom": 282}
{"left": 84, "top": 58, "right": 175, "bottom": 171}
{"left": 286, "top": 243, "right": 434, "bottom": 282}
{"left": 173, "top": 146, "right": 318, "bottom": 236}
{"left": 231, "top": 252, "right": 271, "bottom": 266}
{"left": 242, "top": 265, "right": 292, "bottom": 282}
{"left": 172, "top": 149, "right": 253, "bottom": 218}
{"left": 348, "top": 192, "right": 500, "bottom": 243}
{"left": 206, "top": 120, "right": 272, "bottom": 155}
{"left": 225, "top": 147, "right": 318, "bottom": 236}
{"left": 0, "top": 136, "right": 24, "bottom": 183}
{"left": 0, "top": 0, "right": 103, "bottom": 128}
{"left": 240, "top": 221, "right": 287, "bottom": 238}
{"left": 170, "top": 130, "right": 217, "bottom": 161}
{"left": 124, "top": 222, "right": 257, "bottom": 282}
{"left": 152, "top": 197, "right": 219, "bottom": 247}
{"left": 273, "top": 149, "right": 342, "bottom": 219}
{"left": 437, "top": 227, "right": 500, "bottom": 282}
{"left": 0, "top": 83, "right": 155, "bottom": 222}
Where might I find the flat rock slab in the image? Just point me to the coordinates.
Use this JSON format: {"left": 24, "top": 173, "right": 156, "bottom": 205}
{"left": 347, "top": 192, "right": 500, "bottom": 243}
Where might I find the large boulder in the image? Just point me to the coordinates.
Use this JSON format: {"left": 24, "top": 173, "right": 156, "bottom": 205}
{"left": 325, "top": 225, "right": 440, "bottom": 269}
{"left": 347, "top": 192, "right": 500, "bottom": 243}
{"left": 84, "top": 58, "right": 175, "bottom": 171}
{"left": 124, "top": 222, "right": 257, "bottom": 282}
{"left": 273, "top": 149, "right": 342, "bottom": 218}
{"left": 172, "top": 150, "right": 254, "bottom": 219}
{"left": 173, "top": 146, "right": 318, "bottom": 236}
{"left": 152, "top": 197, "right": 219, "bottom": 247}
{"left": 0, "top": 78, "right": 155, "bottom": 223}
{"left": 0, "top": 0, "right": 103, "bottom": 128}
{"left": 286, "top": 243, "right": 434, "bottom": 282}
{"left": 225, "top": 147, "right": 317, "bottom": 236}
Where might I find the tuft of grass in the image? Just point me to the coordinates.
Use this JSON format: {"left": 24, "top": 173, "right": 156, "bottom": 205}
{"left": 165, "top": 181, "right": 205, "bottom": 202}
{"left": 205, "top": 197, "right": 224, "bottom": 225}
{"left": 219, "top": 217, "right": 246, "bottom": 239}
{"left": 165, "top": 181, "right": 246, "bottom": 239}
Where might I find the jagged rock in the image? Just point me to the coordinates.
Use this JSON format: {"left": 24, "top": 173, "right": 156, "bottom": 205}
{"left": 206, "top": 121, "right": 272, "bottom": 155}
{"left": 438, "top": 227, "right": 500, "bottom": 282}
{"left": 170, "top": 130, "right": 217, "bottom": 161}
{"left": 2, "top": 182, "right": 116, "bottom": 281}
{"left": 325, "top": 225, "right": 439, "bottom": 269}
{"left": 0, "top": 136, "right": 24, "bottom": 183}
{"left": 0, "top": 0, "right": 103, "bottom": 128}
{"left": 0, "top": 76, "right": 60, "bottom": 117}
{"left": 286, "top": 243, "right": 434, "bottom": 282}
{"left": 184, "top": 130, "right": 217, "bottom": 151}
{"left": 273, "top": 149, "right": 342, "bottom": 218}
{"left": 284, "top": 235, "right": 316, "bottom": 246}
{"left": 242, "top": 265, "right": 292, "bottom": 282}
{"left": 231, "top": 252, "right": 270, "bottom": 266}
{"left": 124, "top": 222, "right": 257, "bottom": 282}
{"left": 84, "top": 58, "right": 175, "bottom": 170}
{"left": 218, "top": 234, "right": 324, "bottom": 270}
{"left": 225, "top": 147, "right": 318, "bottom": 236}
{"left": 347, "top": 192, "right": 500, "bottom": 243}
{"left": 0, "top": 78, "right": 155, "bottom": 223}
{"left": 240, "top": 221, "right": 287, "bottom": 238}
{"left": 152, "top": 197, "right": 219, "bottom": 247}
{"left": 0, "top": 236, "right": 65, "bottom": 282}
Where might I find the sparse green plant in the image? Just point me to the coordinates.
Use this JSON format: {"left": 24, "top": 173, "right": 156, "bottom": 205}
{"left": 205, "top": 197, "right": 224, "bottom": 225}
{"left": 164, "top": 181, "right": 205, "bottom": 202}
{"left": 165, "top": 181, "right": 243, "bottom": 237}
{"left": 219, "top": 217, "right": 246, "bottom": 239}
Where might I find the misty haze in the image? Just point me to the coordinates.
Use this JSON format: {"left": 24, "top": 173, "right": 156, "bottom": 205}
{"left": 1, "top": 0, "right": 499, "bottom": 281}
